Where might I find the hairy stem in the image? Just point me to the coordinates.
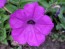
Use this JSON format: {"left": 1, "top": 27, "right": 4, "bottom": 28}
{"left": 3, "top": 7, "right": 12, "bottom": 14}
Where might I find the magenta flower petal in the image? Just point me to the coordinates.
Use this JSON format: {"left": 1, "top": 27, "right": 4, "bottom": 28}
{"left": 9, "top": 17, "right": 24, "bottom": 29}
{"left": 9, "top": 2, "right": 54, "bottom": 46}
{"left": 27, "top": 26, "right": 45, "bottom": 46}
{"left": 10, "top": 9, "right": 26, "bottom": 20}
{"left": 33, "top": 6, "right": 45, "bottom": 20}
{"left": 37, "top": 15, "right": 54, "bottom": 25}
{"left": 0, "top": 0, "right": 7, "bottom": 8}
{"left": 9, "top": 9, "right": 26, "bottom": 29}
{"left": 24, "top": 2, "right": 45, "bottom": 19}
{"left": 24, "top": 2, "right": 38, "bottom": 17}
{"left": 12, "top": 28, "right": 27, "bottom": 44}
{"left": 35, "top": 15, "right": 54, "bottom": 35}
{"left": 35, "top": 24, "right": 53, "bottom": 35}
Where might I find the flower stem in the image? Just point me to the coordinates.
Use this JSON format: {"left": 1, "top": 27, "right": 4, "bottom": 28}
{"left": 3, "top": 7, "right": 12, "bottom": 14}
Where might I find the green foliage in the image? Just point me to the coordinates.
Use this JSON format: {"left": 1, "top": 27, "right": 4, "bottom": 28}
{"left": 51, "top": 32, "right": 65, "bottom": 42}
{"left": 5, "top": 4, "right": 17, "bottom": 13}
{"left": 58, "top": 7, "right": 65, "bottom": 29}
{"left": 56, "top": 23, "right": 62, "bottom": 30}
{"left": 0, "top": 28, "right": 6, "bottom": 41}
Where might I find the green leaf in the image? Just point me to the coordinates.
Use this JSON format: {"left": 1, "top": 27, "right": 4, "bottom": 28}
{"left": 0, "top": 28, "right": 6, "bottom": 41}
{"left": 0, "top": 9, "right": 5, "bottom": 14}
{"left": 56, "top": 23, "right": 62, "bottom": 30}
{"left": 2, "top": 39, "right": 8, "bottom": 45}
{"left": 58, "top": 34, "right": 65, "bottom": 42}
{"left": 58, "top": 0, "right": 65, "bottom": 2}
{"left": 9, "top": 0, "right": 19, "bottom": 3}
{"left": 20, "top": 2, "right": 29, "bottom": 8}
{"left": 39, "top": 1, "right": 50, "bottom": 9}
{"left": 20, "top": 0, "right": 40, "bottom": 2}
{"left": 2, "top": 15, "right": 9, "bottom": 22}
{"left": 5, "top": 4, "right": 17, "bottom": 13}
{"left": 58, "top": 8, "right": 63, "bottom": 18}
{"left": 58, "top": 14, "right": 65, "bottom": 29}
{"left": 0, "top": 20, "right": 3, "bottom": 28}
{"left": 51, "top": 33, "right": 59, "bottom": 39}
{"left": 60, "top": 24, "right": 65, "bottom": 29}
{"left": 7, "top": 36, "right": 12, "bottom": 41}
{"left": 5, "top": 23, "right": 10, "bottom": 29}
{"left": 58, "top": 8, "right": 65, "bottom": 29}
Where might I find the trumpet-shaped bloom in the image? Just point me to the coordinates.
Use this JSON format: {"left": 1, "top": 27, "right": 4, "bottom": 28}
{"left": 0, "top": 0, "right": 7, "bottom": 8}
{"left": 9, "top": 2, "right": 54, "bottom": 46}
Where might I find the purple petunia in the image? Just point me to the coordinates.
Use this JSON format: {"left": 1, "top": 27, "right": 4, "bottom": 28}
{"left": 0, "top": 0, "right": 7, "bottom": 8}
{"left": 9, "top": 2, "right": 54, "bottom": 46}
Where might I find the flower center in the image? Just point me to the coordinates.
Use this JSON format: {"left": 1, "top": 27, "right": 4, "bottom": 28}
{"left": 27, "top": 20, "right": 35, "bottom": 25}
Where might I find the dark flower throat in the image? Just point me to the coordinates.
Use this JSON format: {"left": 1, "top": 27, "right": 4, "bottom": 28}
{"left": 27, "top": 20, "right": 35, "bottom": 25}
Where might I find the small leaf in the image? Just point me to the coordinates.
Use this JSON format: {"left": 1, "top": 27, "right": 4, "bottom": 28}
{"left": 0, "top": 9, "right": 5, "bottom": 14}
{"left": 5, "top": 4, "right": 17, "bottom": 13}
{"left": 58, "top": 8, "right": 65, "bottom": 29}
{"left": 56, "top": 23, "right": 62, "bottom": 30}
{"left": 2, "top": 15, "right": 9, "bottom": 22}
{"left": 5, "top": 23, "right": 10, "bottom": 29}
{"left": 60, "top": 24, "right": 65, "bottom": 29}
{"left": 9, "top": 0, "right": 19, "bottom": 3}
{"left": 20, "top": 0, "right": 40, "bottom": 2}
{"left": 0, "top": 28, "right": 6, "bottom": 41}
{"left": 51, "top": 33, "right": 59, "bottom": 39}
{"left": 7, "top": 36, "right": 12, "bottom": 41}
{"left": 2, "top": 39, "right": 8, "bottom": 45}
{"left": 39, "top": 1, "right": 50, "bottom": 8}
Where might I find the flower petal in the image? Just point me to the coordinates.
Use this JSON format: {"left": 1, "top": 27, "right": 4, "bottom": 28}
{"left": 0, "top": 0, "right": 7, "bottom": 8}
{"left": 12, "top": 28, "right": 27, "bottom": 45}
{"left": 34, "top": 28, "right": 45, "bottom": 45}
{"left": 9, "top": 17, "right": 24, "bottom": 29}
{"left": 33, "top": 5, "right": 45, "bottom": 20}
{"left": 9, "top": 9, "right": 27, "bottom": 29}
{"left": 25, "top": 26, "right": 45, "bottom": 46}
{"left": 35, "top": 24, "right": 54, "bottom": 36}
{"left": 37, "top": 15, "right": 54, "bottom": 25}
{"left": 10, "top": 9, "right": 26, "bottom": 21}
{"left": 35, "top": 15, "right": 54, "bottom": 35}
{"left": 24, "top": 2, "right": 38, "bottom": 17}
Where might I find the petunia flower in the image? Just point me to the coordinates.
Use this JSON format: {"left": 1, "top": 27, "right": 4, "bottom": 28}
{"left": 0, "top": 0, "right": 7, "bottom": 8}
{"left": 9, "top": 2, "right": 54, "bottom": 46}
